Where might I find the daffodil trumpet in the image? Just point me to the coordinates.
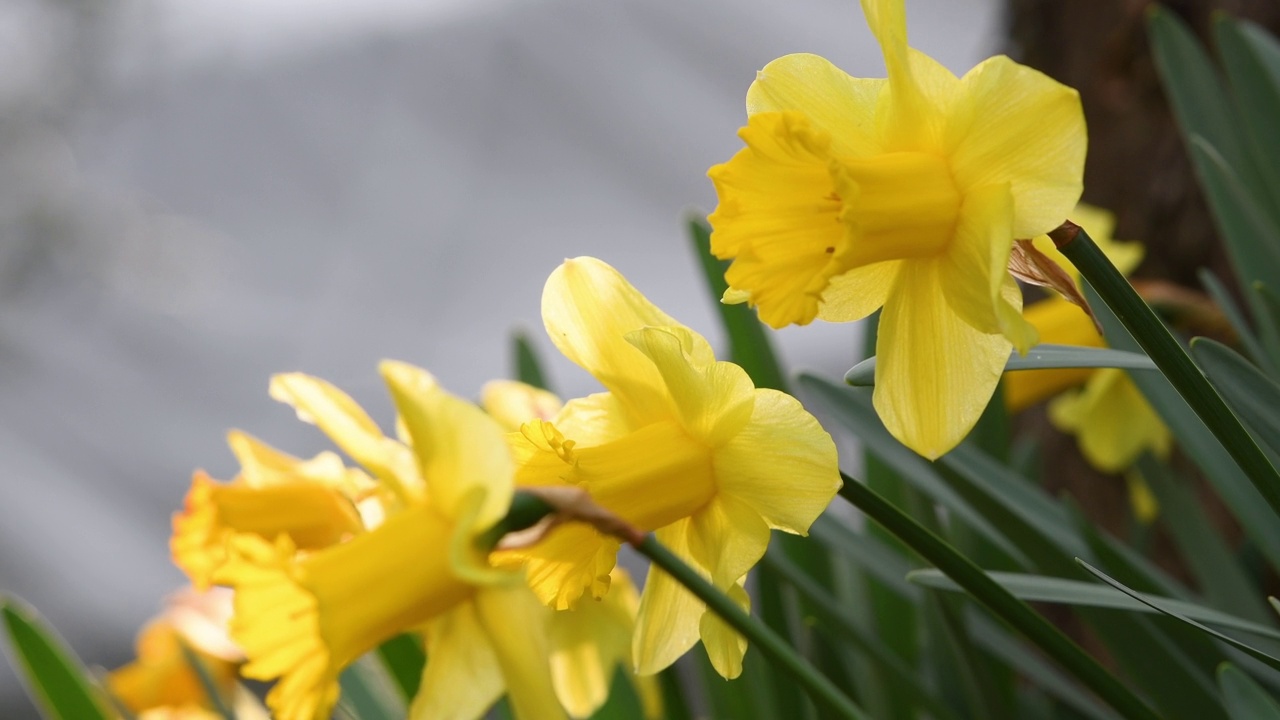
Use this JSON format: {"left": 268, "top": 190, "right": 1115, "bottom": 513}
{"left": 1051, "top": 221, "right": 1280, "bottom": 521}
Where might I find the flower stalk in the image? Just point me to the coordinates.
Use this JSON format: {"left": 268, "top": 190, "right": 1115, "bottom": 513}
{"left": 1051, "top": 221, "right": 1280, "bottom": 518}
{"left": 481, "top": 491, "right": 867, "bottom": 720}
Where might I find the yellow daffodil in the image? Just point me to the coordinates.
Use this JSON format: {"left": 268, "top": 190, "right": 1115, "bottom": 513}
{"left": 549, "top": 568, "right": 662, "bottom": 720}
{"left": 212, "top": 363, "right": 566, "bottom": 720}
{"left": 482, "top": 379, "right": 564, "bottom": 431}
{"left": 107, "top": 588, "right": 266, "bottom": 720}
{"left": 707, "top": 0, "right": 1086, "bottom": 458}
{"left": 1004, "top": 206, "right": 1169, "bottom": 473}
{"left": 507, "top": 257, "right": 840, "bottom": 679}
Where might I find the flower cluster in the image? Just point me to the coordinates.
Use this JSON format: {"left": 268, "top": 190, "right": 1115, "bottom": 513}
{"left": 158, "top": 0, "right": 1101, "bottom": 716}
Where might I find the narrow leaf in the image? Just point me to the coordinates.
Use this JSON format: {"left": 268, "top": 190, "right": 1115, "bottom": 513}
{"left": 512, "top": 330, "right": 552, "bottom": 392}
{"left": 1218, "top": 663, "right": 1280, "bottom": 720}
{"left": 0, "top": 597, "right": 112, "bottom": 720}
{"left": 844, "top": 345, "right": 1154, "bottom": 386}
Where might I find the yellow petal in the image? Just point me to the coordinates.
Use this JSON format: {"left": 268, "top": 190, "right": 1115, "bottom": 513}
{"left": 474, "top": 583, "right": 567, "bottom": 720}
{"left": 1003, "top": 297, "right": 1104, "bottom": 413}
{"left": 745, "top": 53, "right": 884, "bottom": 156}
{"left": 1049, "top": 369, "right": 1171, "bottom": 473}
{"left": 543, "top": 257, "right": 710, "bottom": 423}
{"left": 269, "top": 373, "right": 420, "bottom": 500}
{"left": 938, "top": 183, "right": 1038, "bottom": 352}
{"left": 624, "top": 326, "right": 755, "bottom": 446}
{"left": 380, "top": 360, "right": 513, "bottom": 530}
{"left": 698, "top": 582, "right": 750, "bottom": 680}
{"left": 633, "top": 520, "right": 702, "bottom": 675}
{"left": 712, "top": 389, "right": 841, "bottom": 532}
{"left": 226, "top": 431, "right": 357, "bottom": 491}
{"left": 816, "top": 260, "right": 901, "bottom": 323}
{"left": 873, "top": 260, "right": 1011, "bottom": 459}
{"left": 687, "top": 496, "right": 770, "bottom": 590}
{"left": 948, "top": 55, "right": 1086, "bottom": 238}
{"left": 686, "top": 498, "right": 765, "bottom": 679}
{"left": 553, "top": 392, "right": 633, "bottom": 447}
{"left": 502, "top": 523, "right": 619, "bottom": 610}
{"left": 707, "top": 111, "right": 847, "bottom": 328}
{"left": 414, "top": 607, "right": 504, "bottom": 720}
{"left": 481, "top": 380, "right": 563, "bottom": 433}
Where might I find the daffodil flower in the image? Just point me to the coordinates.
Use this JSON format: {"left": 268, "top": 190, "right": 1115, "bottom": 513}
{"left": 707, "top": 0, "right": 1086, "bottom": 458}
{"left": 213, "top": 363, "right": 566, "bottom": 720}
{"left": 1004, "top": 206, "right": 1169, "bottom": 473}
{"left": 506, "top": 257, "right": 840, "bottom": 679}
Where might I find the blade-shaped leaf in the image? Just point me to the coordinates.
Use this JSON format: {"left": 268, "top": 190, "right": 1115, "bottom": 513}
{"left": 512, "top": 330, "right": 553, "bottom": 392}
{"left": 1218, "top": 663, "right": 1280, "bottom": 720}
{"left": 909, "top": 569, "right": 1280, "bottom": 644}
{"left": 844, "top": 345, "right": 1154, "bottom": 386}
{"left": 376, "top": 632, "right": 425, "bottom": 701}
{"left": 1192, "top": 338, "right": 1280, "bottom": 464}
{"left": 1, "top": 596, "right": 112, "bottom": 720}
{"left": 1079, "top": 561, "right": 1280, "bottom": 673}
{"left": 339, "top": 656, "right": 405, "bottom": 720}
{"left": 1215, "top": 15, "right": 1280, "bottom": 223}
{"left": 1198, "top": 268, "right": 1276, "bottom": 374}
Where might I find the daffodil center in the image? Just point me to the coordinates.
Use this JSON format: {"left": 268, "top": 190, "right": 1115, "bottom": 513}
{"left": 835, "top": 151, "right": 961, "bottom": 267}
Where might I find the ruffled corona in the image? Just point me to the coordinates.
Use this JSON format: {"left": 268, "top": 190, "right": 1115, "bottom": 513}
{"left": 708, "top": 0, "right": 1087, "bottom": 458}
{"left": 171, "top": 469, "right": 363, "bottom": 590}
{"left": 509, "top": 257, "right": 840, "bottom": 679}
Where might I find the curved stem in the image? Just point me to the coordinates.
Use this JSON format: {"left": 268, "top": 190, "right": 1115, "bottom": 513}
{"left": 838, "top": 473, "right": 1161, "bottom": 720}
{"left": 1052, "top": 221, "right": 1280, "bottom": 520}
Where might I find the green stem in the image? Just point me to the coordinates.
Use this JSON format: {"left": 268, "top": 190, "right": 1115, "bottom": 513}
{"left": 838, "top": 474, "right": 1161, "bottom": 720}
{"left": 1053, "top": 221, "right": 1280, "bottom": 519}
{"left": 634, "top": 535, "right": 868, "bottom": 720}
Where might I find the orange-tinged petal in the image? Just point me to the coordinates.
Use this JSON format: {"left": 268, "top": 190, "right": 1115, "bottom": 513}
{"left": 380, "top": 360, "right": 513, "bottom": 529}
{"left": 633, "top": 520, "right": 702, "bottom": 675}
{"left": 543, "top": 258, "right": 709, "bottom": 424}
{"left": 624, "top": 327, "right": 755, "bottom": 447}
{"left": 948, "top": 55, "right": 1086, "bottom": 238}
{"left": 415, "top": 607, "right": 504, "bottom": 720}
{"left": 712, "top": 389, "right": 841, "bottom": 533}
{"left": 873, "top": 260, "right": 1012, "bottom": 459}
{"left": 475, "top": 583, "right": 567, "bottom": 720}
{"left": 745, "top": 53, "right": 884, "bottom": 157}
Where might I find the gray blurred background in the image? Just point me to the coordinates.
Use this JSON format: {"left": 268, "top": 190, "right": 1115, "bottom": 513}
{"left": 0, "top": 0, "right": 995, "bottom": 714}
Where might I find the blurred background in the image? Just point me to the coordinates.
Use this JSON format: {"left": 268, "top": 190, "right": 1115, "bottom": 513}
{"left": 0, "top": 0, "right": 999, "bottom": 713}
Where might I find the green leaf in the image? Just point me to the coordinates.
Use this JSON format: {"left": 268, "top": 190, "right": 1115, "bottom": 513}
{"left": 1198, "top": 269, "right": 1276, "bottom": 374}
{"left": 586, "top": 667, "right": 649, "bottom": 720}
{"left": 911, "top": 569, "right": 1280, "bottom": 644}
{"left": 1187, "top": 136, "right": 1280, "bottom": 297}
{"left": 512, "top": 330, "right": 552, "bottom": 392}
{"left": 1215, "top": 15, "right": 1280, "bottom": 222}
{"left": 1086, "top": 282, "right": 1280, "bottom": 574}
{"left": 1140, "top": 454, "right": 1273, "bottom": 625}
{"left": 338, "top": 656, "right": 405, "bottom": 720}
{"left": 0, "top": 596, "right": 112, "bottom": 720}
{"left": 1192, "top": 338, "right": 1280, "bottom": 465}
{"left": 1079, "top": 560, "right": 1280, "bottom": 673}
{"left": 687, "top": 216, "right": 787, "bottom": 391}
{"left": 375, "top": 632, "right": 425, "bottom": 701}
{"left": 843, "top": 345, "right": 1154, "bottom": 386}
{"left": 798, "top": 375, "right": 1031, "bottom": 565}
{"left": 1218, "top": 663, "right": 1280, "bottom": 720}
{"left": 177, "top": 641, "right": 235, "bottom": 720}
